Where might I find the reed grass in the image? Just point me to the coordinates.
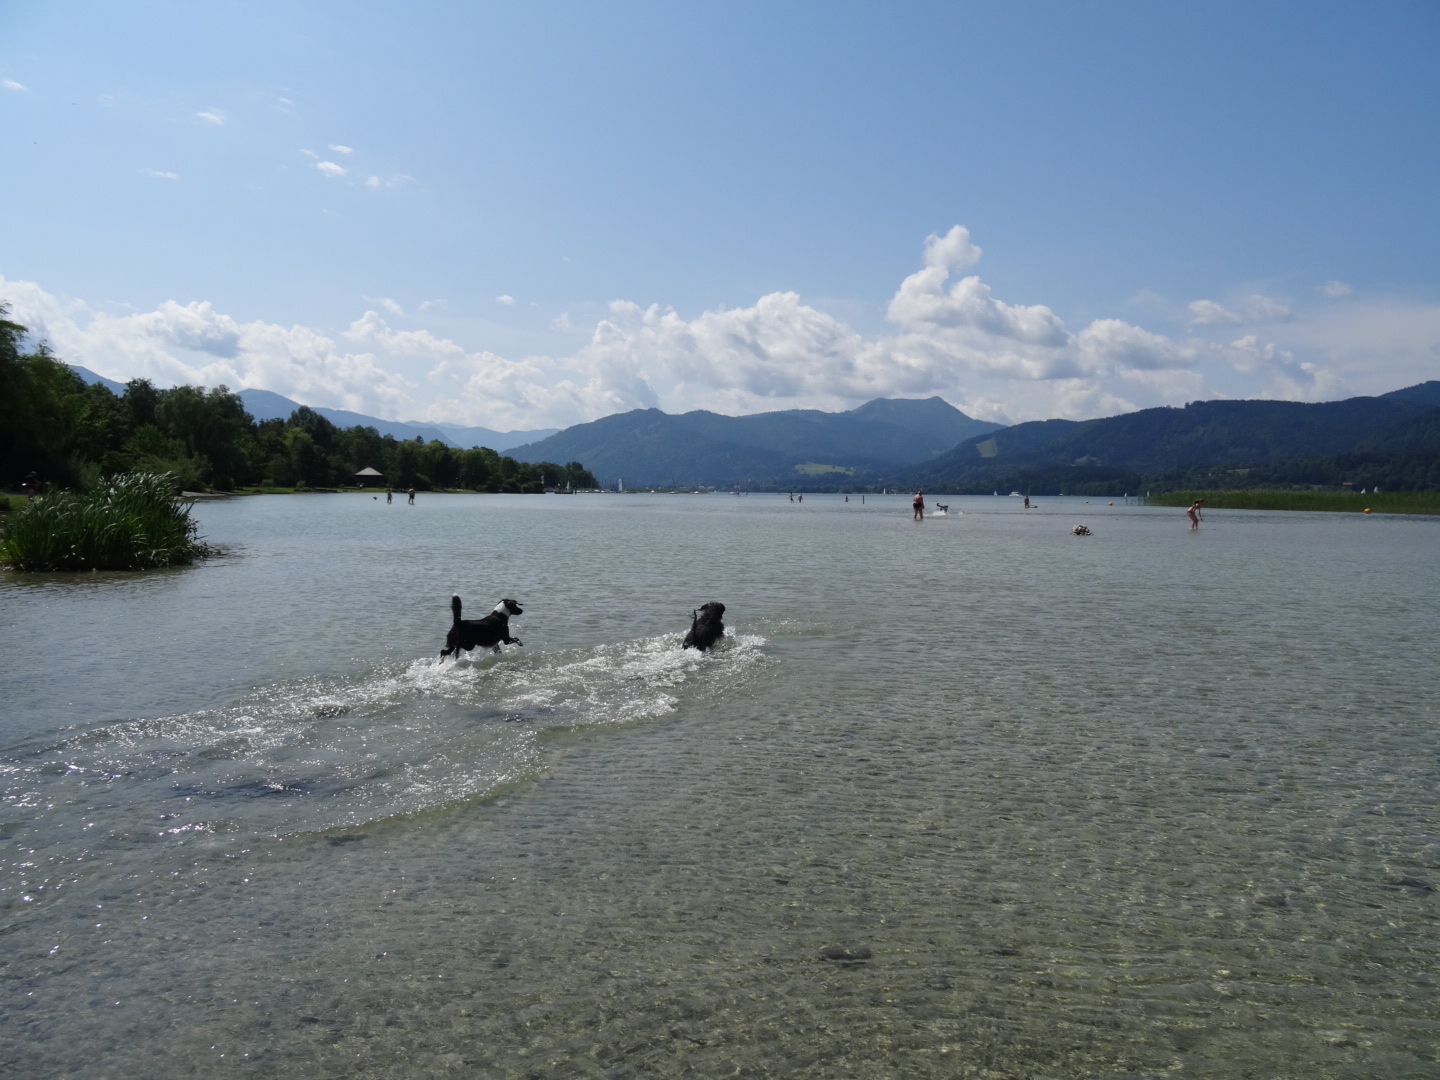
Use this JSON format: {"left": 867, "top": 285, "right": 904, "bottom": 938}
{"left": 1147, "top": 490, "right": 1440, "bottom": 514}
{"left": 1, "top": 472, "right": 212, "bottom": 571}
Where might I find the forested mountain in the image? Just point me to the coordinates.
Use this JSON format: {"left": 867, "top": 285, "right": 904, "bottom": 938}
{"left": 892, "top": 383, "right": 1440, "bottom": 494}
{"left": 508, "top": 397, "right": 999, "bottom": 487}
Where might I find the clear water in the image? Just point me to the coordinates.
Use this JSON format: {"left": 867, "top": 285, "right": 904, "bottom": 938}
{"left": 2, "top": 493, "right": 1437, "bottom": 1078}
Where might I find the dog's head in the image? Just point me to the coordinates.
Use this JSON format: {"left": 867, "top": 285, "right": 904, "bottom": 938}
{"left": 494, "top": 599, "right": 523, "bottom": 617}
{"left": 697, "top": 601, "right": 725, "bottom": 619}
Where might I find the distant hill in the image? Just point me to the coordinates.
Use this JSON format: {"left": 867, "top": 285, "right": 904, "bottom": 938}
{"left": 237, "top": 390, "right": 558, "bottom": 451}
{"left": 67, "top": 365, "right": 128, "bottom": 396}
{"left": 65, "top": 369, "right": 558, "bottom": 451}
{"left": 507, "top": 397, "right": 1001, "bottom": 487}
{"left": 894, "top": 381, "right": 1440, "bottom": 493}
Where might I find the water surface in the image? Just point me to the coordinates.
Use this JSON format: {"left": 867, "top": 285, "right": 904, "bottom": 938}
{"left": 2, "top": 493, "right": 1437, "bottom": 1077}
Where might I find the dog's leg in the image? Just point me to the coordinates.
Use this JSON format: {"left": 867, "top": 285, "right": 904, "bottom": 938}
{"left": 503, "top": 635, "right": 523, "bottom": 647}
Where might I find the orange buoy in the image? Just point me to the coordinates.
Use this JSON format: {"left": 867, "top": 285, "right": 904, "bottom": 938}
{"left": 1364, "top": 508, "right": 1372, "bottom": 514}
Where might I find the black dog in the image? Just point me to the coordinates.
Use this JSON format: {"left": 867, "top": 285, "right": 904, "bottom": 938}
{"left": 682, "top": 602, "right": 726, "bottom": 651}
{"left": 440, "top": 595, "right": 524, "bottom": 658}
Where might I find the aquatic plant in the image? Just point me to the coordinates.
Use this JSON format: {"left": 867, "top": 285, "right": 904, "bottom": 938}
{"left": 0, "top": 471, "right": 211, "bottom": 570}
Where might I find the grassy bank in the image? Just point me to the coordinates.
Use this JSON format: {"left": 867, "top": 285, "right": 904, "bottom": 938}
{"left": 1147, "top": 490, "right": 1440, "bottom": 514}
{"left": 1, "top": 472, "right": 212, "bottom": 570}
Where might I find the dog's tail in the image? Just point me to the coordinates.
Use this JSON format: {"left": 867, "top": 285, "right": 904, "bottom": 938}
{"left": 451, "top": 594, "right": 462, "bottom": 622}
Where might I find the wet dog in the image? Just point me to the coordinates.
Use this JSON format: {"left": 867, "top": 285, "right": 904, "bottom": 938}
{"left": 682, "top": 602, "right": 726, "bottom": 651}
{"left": 440, "top": 595, "right": 523, "bottom": 658}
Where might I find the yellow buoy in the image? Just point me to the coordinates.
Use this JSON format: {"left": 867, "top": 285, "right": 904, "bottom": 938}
{"left": 1364, "top": 508, "right": 1372, "bottom": 514}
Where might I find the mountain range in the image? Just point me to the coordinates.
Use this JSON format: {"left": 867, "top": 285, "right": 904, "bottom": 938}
{"left": 895, "top": 381, "right": 1440, "bottom": 492}
{"left": 506, "top": 397, "right": 1001, "bottom": 487}
{"left": 67, "top": 363, "right": 1440, "bottom": 491}
{"left": 234, "top": 389, "right": 559, "bottom": 452}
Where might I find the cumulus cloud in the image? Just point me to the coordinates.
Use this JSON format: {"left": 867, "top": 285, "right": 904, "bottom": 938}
{"left": 195, "top": 110, "right": 225, "bottom": 125}
{"left": 328, "top": 144, "right": 353, "bottom": 154}
{"left": 1, "top": 226, "right": 1374, "bottom": 429}
{"left": 1319, "top": 280, "right": 1354, "bottom": 298}
{"left": 316, "top": 160, "right": 347, "bottom": 177}
{"left": 495, "top": 294, "right": 515, "bottom": 306}
{"left": 3, "top": 78, "right": 28, "bottom": 91}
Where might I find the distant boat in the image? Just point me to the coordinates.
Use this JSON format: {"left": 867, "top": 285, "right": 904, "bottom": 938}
{"left": 1009, "top": 491, "right": 1023, "bottom": 497}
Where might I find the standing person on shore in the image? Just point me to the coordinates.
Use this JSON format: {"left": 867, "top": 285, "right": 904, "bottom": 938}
{"left": 386, "top": 488, "right": 393, "bottom": 504}
{"left": 408, "top": 487, "right": 416, "bottom": 505}
{"left": 1187, "top": 498, "right": 1203, "bottom": 529}
{"left": 912, "top": 490, "right": 925, "bottom": 521}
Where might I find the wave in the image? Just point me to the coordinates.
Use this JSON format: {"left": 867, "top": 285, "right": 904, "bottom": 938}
{"left": 0, "top": 631, "right": 769, "bottom": 876}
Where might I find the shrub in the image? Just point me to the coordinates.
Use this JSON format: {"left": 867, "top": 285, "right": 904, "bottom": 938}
{"left": 0, "top": 472, "right": 212, "bottom": 570}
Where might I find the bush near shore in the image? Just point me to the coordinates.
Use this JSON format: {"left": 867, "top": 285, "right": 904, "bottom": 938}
{"left": 1147, "top": 490, "right": 1440, "bottom": 515}
{"left": 1, "top": 472, "right": 211, "bottom": 571}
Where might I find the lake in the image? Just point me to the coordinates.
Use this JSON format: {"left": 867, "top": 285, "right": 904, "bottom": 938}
{"left": 2, "top": 492, "right": 1438, "bottom": 1078}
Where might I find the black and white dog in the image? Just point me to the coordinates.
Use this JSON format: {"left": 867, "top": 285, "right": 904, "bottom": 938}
{"left": 682, "top": 601, "right": 726, "bottom": 651}
{"left": 440, "top": 595, "right": 524, "bottom": 658}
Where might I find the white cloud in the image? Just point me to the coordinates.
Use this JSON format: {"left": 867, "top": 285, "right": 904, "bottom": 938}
{"left": 365, "top": 297, "right": 404, "bottom": 316}
{"left": 299, "top": 148, "right": 318, "bottom": 159}
{"left": 1187, "top": 299, "right": 1242, "bottom": 325}
{"left": 3, "top": 78, "right": 28, "bottom": 91}
{"left": 1188, "top": 293, "right": 1290, "bottom": 325}
{"left": 3, "top": 227, "right": 1403, "bottom": 430}
{"left": 142, "top": 169, "right": 179, "bottom": 180}
{"left": 1319, "top": 280, "right": 1354, "bottom": 298}
{"left": 195, "top": 110, "right": 225, "bottom": 125}
{"left": 418, "top": 299, "right": 446, "bottom": 312}
{"left": 495, "top": 294, "right": 515, "bottom": 306}
{"left": 328, "top": 144, "right": 353, "bottom": 154}
{"left": 316, "top": 161, "right": 347, "bottom": 177}
{"left": 364, "top": 174, "right": 412, "bottom": 188}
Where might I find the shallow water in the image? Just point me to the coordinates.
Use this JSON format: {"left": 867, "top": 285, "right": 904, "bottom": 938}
{"left": 2, "top": 492, "right": 1438, "bottom": 1078}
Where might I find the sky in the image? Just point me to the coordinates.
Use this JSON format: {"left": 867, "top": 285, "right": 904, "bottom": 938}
{"left": 2, "top": 0, "right": 1438, "bottom": 431}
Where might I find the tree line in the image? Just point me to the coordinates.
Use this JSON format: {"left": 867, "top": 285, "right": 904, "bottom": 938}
{"left": 0, "top": 307, "right": 597, "bottom": 493}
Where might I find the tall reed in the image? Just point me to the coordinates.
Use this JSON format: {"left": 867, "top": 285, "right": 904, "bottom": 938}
{"left": 1, "top": 472, "right": 212, "bottom": 571}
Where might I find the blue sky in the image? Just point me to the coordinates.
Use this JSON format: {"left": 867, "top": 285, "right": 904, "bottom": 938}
{"left": 2, "top": 0, "right": 1438, "bottom": 430}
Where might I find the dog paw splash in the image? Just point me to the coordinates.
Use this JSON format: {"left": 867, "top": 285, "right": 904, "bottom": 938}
{"left": 1, "top": 633, "right": 771, "bottom": 881}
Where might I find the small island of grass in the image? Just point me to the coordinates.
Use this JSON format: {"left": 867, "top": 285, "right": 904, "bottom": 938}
{"left": 1, "top": 472, "right": 212, "bottom": 571}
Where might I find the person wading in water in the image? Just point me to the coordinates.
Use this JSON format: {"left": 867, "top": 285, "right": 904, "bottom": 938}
{"left": 912, "top": 490, "right": 925, "bottom": 521}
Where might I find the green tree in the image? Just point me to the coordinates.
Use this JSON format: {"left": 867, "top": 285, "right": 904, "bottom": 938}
{"left": 155, "top": 384, "right": 255, "bottom": 488}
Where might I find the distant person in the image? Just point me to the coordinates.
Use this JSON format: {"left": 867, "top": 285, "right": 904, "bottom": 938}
{"left": 1023, "top": 495, "right": 1031, "bottom": 509}
{"left": 844, "top": 495, "right": 849, "bottom": 503}
{"left": 22, "top": 471, "right": 40, "bottom": 496}
{"left": 386, "top": 488, "right": 393, "bottom": 504}
{"left": 789, "top": 492, "right": 794, "bottom": 502}
{"left": 1187, "top": 499, "right": 1204, "bottom": 530}
{"left": 912, "top": 490, "right": 925, "bottom": 521}
{"left": 797, "top": 494, "right": 803, "bottom": 503}
{"left": 408, "top": 487, "right": 416, "bottom": 505}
